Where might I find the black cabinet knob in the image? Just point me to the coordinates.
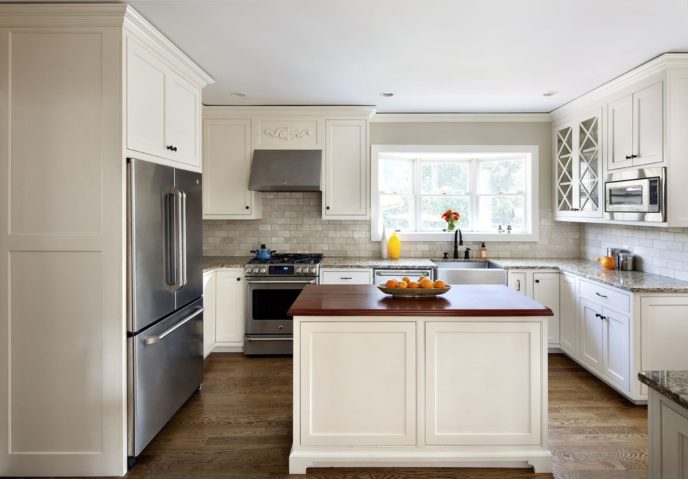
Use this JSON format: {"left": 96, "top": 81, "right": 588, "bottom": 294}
{"left": 245, "top": 206, "right": 250, "bottom": 210}
{"left": 236, "top": 277, "right": 241, "bottom": 281}
{"left": 166, "top": 145, "right": 178, "bottom": 152}
{"left": 631, "top": 154, "right": 638, "bottom": 159}
{"left": 625, "top": 155, "right": 632, "bottom": 160}
{"left": 326, "top": 206, "right": 330, "bottom": 210}
{"left": 535, "top": 279, "right": 540, "bottom": 284}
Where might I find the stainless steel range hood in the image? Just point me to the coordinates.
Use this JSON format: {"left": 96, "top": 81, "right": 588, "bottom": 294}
{"left": 248, "top": 149, "right": 322, "bottom": 191}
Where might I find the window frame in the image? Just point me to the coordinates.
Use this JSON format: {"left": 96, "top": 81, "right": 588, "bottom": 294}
{"left": 371, "top": 145, "right": 540, "bottom": 242}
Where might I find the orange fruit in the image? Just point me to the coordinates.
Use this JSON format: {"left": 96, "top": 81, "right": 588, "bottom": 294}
{"left": 418, "top": 276, "right": 426, "bottom": 282}
{"left": 433, "top": 280, "right": 447, "bottom": 288}
{"left": 385, "top": 279, "right": 399, "bottom": 288}
{"left": 398, "top": 281, "right": 408, "bottom": 289}
{"left": 402, "top": 276, "right": 411, "bottom": 283}
{"left": 420, "top": 278, "right": 434, "bottom": 289}
{"left": 407, "top": 281, "right": 419, "bottom": 289}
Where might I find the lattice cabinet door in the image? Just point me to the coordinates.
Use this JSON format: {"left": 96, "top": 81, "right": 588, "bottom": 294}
{"left": 577, "top": 114, "right": 602, "bottom": 215}
{"left": 555, "top": 124, "right": 575, "bottom": 214}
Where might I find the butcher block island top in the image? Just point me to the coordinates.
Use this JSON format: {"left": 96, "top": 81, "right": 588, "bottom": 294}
{"left": 289, "top": 284, "right": 553, "bottom": 475}
{"left": 288, "top": 284, "right": 554, "bottom": 317}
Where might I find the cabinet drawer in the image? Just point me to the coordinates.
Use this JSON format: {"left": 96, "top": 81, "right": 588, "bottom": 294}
{"left": 579, "top": 279, "right": 630, "bottom": 313}
{"left": 321, "top": 269, "right": 372, "bottom": 285}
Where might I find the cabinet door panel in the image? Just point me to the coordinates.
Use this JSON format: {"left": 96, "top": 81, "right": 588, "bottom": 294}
{"left": 215, "top": 271, "right": 244, "bottom": 344}
{"left": 508, "top": 271, "right": 529, "bottom": 297}
{"left": 559, "top": 274, "right": 578, "bottom": 355}
{"left": 633, "top": 82, "right": 664, "bottom": 166}
{"left": 607, "top": 95, "right": 634, "bottom": 170}
{"left": 300, "top": 322, "right": 416, "bottom": 446}
{"left": 660, "top": 402, "right": 688, "bottom": 479}
{"left": 165, "top": 71, "right": 199, "bottom": 167}
{"left": 323, "top": 120, "right": 368, "bottom": 218}
{"left": 203, "top": 119, "right": 254, "bottom": 217}
{"left": 533, "top": 272, "right": 560, "bottom": 345}
{"left": 604, "top": 309, "right": 630, "bottom": 391}
{"left": 555, "top": 124, "right": 575, "bottom": 213}
{"left": 580, "top": 299, "right": 603, "bottom": 372}
{"left": 126, "top": 38, "right": 166, "bottom": 158}
{"left": 425, "top": 322, "right": 542, "bottom": 445}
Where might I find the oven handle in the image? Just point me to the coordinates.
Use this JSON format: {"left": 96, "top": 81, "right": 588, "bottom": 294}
{"left": 246, "top": 280, "right": 317, "bottom": 285}
{"left": 246, "top": 337, "right": 294, "bottom": 342}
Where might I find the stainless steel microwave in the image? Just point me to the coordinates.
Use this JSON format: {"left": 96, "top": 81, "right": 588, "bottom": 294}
{"left": 604, "top": 167, "right": 666, "bottom": 222}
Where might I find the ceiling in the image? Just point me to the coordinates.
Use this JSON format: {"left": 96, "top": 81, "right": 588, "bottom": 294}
{"left": 15, "top": 0, "right": 688, "bottom": 112}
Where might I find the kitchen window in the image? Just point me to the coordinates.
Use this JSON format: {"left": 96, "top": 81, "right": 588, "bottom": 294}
{"left": 371, "top": 145, "right": 539, "bottom": 242}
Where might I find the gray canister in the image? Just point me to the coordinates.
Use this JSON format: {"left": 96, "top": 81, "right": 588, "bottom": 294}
{"left": 618, "top": 252, "right": 635, "bottom": 271}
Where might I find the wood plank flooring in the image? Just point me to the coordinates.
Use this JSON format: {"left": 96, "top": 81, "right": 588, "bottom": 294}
{"left": 125, "top": 353, "right": 647, "bottom": 479}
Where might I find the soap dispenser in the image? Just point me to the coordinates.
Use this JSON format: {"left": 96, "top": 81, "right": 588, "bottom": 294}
{"left": 464, "top": 248, "right": 471, "bottom": 260}
{"left": 480, "top": 242, "right": 487, "bottom": 259}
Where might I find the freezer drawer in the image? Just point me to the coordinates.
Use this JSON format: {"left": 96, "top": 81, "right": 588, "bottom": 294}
{"left": 128, "top": 298, "right": 204, "bottom": 457}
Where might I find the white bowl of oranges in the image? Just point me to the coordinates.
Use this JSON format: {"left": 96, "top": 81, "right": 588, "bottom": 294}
{"left": 378, "top": 276, "right": 450, "bottom": 298}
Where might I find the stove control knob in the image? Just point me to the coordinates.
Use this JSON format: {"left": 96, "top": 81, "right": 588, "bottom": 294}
{"left": 296, "top": 267, "right": 303, "bottom": 274}
{"left": 259, "top": 267, "right": 267, "bottom": 274}
{"left": 309, "top": 267, "right": 317, "bottom": 275}
{"left": 252, "top": 268, "right": 260, "bottom": 274}
{"left": 244, "top": 266, "right": 251, "bottom": 273}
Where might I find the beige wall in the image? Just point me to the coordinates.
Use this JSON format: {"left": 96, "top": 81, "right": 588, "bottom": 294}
{"left": 370, "top": 121, "right": 553, "bottom": 209}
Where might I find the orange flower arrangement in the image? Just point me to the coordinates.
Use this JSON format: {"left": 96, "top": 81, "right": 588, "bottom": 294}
{"left": 441, "top": 209, "right": 460, "bottom": 231}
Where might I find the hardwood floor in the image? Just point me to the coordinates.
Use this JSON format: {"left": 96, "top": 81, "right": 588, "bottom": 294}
{"left": 125, "top": 353, "right": 647, "bottom": 479}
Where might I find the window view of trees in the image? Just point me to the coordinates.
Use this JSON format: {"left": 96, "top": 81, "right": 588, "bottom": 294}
{"left": 378, "top": 154, "right": 528, "bottom": 234}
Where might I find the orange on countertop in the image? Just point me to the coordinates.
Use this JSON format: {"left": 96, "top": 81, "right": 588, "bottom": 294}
{"left": 398, "top": 281, "right": 408, "bottom": 289}
{"left": 402, "top": 276, "right": 411, "bottom": 283}
{"left": 420, "top": 278, "right": 434, "bottom": 289}
{"left": 385, "top": 279, "right": 399, "bottom": 288}
{"left": 433, "top": 280, "right": 447, "bottom": 288}
{"left": 596, "top": 256, "right": 616, "bottom": 270}
{"left": 407, "top": 281, "right": 419, "bottom": 289}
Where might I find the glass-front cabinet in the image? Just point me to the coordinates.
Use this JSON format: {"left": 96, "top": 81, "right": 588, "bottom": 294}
{"left": 554, "top": 108, "right": 603, "bottom": 219}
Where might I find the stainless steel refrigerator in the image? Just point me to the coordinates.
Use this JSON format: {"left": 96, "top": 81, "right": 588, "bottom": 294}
{"left": 126, "top": 158, "right": 203, "bottom": 463}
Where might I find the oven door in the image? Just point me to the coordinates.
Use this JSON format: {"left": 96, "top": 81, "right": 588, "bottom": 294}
{"left": 245, "top": 277, "right": 316, "bottom": 335}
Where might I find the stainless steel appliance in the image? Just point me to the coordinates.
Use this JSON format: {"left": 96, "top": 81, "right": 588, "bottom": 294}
{"left": 373, "top": 268, "right": 434, "bottom": 286}
{"left": 127, "top": 158, "right": 203, "bottom": 463}
{"left": 244, "top": 253, "right": 323, "bottom": 355}
{"left": 618, "top": 252, "right": 635, "bottom": 271}
{"left": 248, "top": 149, "right": 322, "bottom": 191}
{"left": 604, "top": 167, "right": 666, "bottom": 222}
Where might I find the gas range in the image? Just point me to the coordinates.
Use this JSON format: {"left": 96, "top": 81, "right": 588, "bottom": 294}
{"left": 244, "top": 253, "right": 323, "bottom": 278}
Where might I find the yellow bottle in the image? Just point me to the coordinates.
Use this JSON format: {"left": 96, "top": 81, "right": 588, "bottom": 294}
{"left": 388, "top": 232, "right": 401, "bottom": 259}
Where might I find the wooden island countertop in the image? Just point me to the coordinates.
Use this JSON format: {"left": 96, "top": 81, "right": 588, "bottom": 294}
{"left": 288, "top": 284, "right": 553, "bottom": 317}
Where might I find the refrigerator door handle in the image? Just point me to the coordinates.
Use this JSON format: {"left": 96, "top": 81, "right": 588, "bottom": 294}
{"left": 164, "top": 190, "right": 178, "bottom": 289}
{"left": 180, "top": 188, "right": 188, "bottom": 287}
{"left": 171, "top": 186, "right": 185, "bottom": 291}
{"left": 143, "top": 307, "right": 204, "bottom": 346}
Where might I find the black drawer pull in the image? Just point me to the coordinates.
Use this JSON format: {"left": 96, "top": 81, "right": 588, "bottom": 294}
{"left": 595, "top": 292, "right": 608, "bottom": 299}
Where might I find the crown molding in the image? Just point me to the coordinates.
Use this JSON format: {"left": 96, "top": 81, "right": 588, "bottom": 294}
{"left": 0, "top": 3, "right": 128, "bottom": 26}
{"left": 203, "top": 105, "right": 376, "bottom": 119}
{"left": 370, "top": 113, "right": 552, "bottom": 123}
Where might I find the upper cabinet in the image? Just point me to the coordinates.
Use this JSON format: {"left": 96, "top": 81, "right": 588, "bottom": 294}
{"left": 554, "top": 108, "right": 603, "bottom": 219}
{"left": 323, "top": 119, "right": 369, "bottom": 219}
{"left": 203, "top": 107, "right": 374, "bottom": 220}
{"left": 202, "top": 117, "right": 261, "bottom": 219}
{"left": 124, "top": 31, "right": 209, "bottom": 172}
{"left": 607, "top": 81, "right": 663, "bottom": 170}
{"left": 551, "top": 55, "right": 688, "bottom": 227}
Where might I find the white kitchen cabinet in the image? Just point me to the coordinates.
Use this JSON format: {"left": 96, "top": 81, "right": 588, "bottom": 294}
{"left": 553, "top": 108, "right": 603, "bottom": 219}
{"left": 323, "top": 119, "right": 369, "bottom": 219}
{"left": 202, "top": 271, "right": 217, "bottom": 358}
{"left": 299, "top": 321, "right": 416, "bottom": 446}
{"left": 559, "top": 274, "right": 578, "bottom": 355}
{"left": 202, "top": 117, "right": 261, "bottom": 219}
{"left": 607, "top": 81, "right": 664, "bottom": 171}
{"left": 320, "top": 268, "right": 372, "bottom": 285}
{"left": 604, "top": 309, "right": 631, "bottom": 390}
{"left": 214, "top": 269, "right": 245, "bottom": 351}
{"left": 425, "top": 321, "right": 543, "bottom": 446}
{"left": 580, "top": 298, "right": 605, "bottom": 373}
{"left": 507, "top": 270, "right": 560, "bottom": 346}
{"left": 125, "top": 34, "right": 205, "bottom": 170}
{"left": 649, "top": 391, "right": 688, "bottom": 479}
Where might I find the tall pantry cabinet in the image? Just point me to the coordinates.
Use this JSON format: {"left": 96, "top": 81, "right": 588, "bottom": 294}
{"left": 0, "top": 5, "right": 212, "bottom": 476}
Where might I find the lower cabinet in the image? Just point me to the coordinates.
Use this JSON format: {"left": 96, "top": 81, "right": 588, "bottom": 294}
{"left": 507, "top": 270, "right": 560, "bottom": 346}
{"left": 559, "top": 274, "right": 578, "bottom": 355}
{"left": 299, "top": 321, "right": 416, "bottom": 446}
{"left": 425, "top": 321, "right": 543, "bottom": 446}
{"left": 319, "top": 268, "right": 372, "bottom": 285}
{"left": 649, "top": 390, "right": 688, "bottom": 478}
{"left": 202, "top": 268, "right": 245, "bottom": 354}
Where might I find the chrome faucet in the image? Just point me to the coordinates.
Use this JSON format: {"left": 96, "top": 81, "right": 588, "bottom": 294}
{"left": 452, "top": 228, "right": 464, "bottom": 259}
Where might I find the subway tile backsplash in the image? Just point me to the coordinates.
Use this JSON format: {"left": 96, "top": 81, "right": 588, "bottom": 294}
{"left": 203, "top": 192, "right": 581, "bottom": 259}
{"left": 581, "top": 224, "right": 688, "bottom": 281}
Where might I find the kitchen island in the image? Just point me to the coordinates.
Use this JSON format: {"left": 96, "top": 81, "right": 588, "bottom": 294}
{"left": 287, "top": 284, "right": 554, "bottom": 474}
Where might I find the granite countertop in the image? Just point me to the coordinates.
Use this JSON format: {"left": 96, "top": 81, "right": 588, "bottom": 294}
{"left": 639, "top": 370, "right": 688, "bottom": 409}
{"left": 321, "top": 257, "right": 437, "bottom": 269}
{"left": 203, "top": 256, "right": 252, "bottom": 271}
{"left": 288, "top": 284, "right": 553, "bottom": 317}
{"left": 491, "top": 258, "right": 688, "bottom": 293}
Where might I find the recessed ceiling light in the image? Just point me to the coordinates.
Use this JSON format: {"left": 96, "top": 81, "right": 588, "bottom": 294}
{"left": 380, "top": 92, "right": 395, "bottom": 97}
{"left": 543, "top": 90, "right": 559, "bottom": 97}
{"left": 230, "top": 92, "right": 246, "bottom": 97}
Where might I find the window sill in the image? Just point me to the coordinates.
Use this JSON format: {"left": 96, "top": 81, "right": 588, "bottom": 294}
{"left": 372, "top": 231, "right": 540, "bottom": 242}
